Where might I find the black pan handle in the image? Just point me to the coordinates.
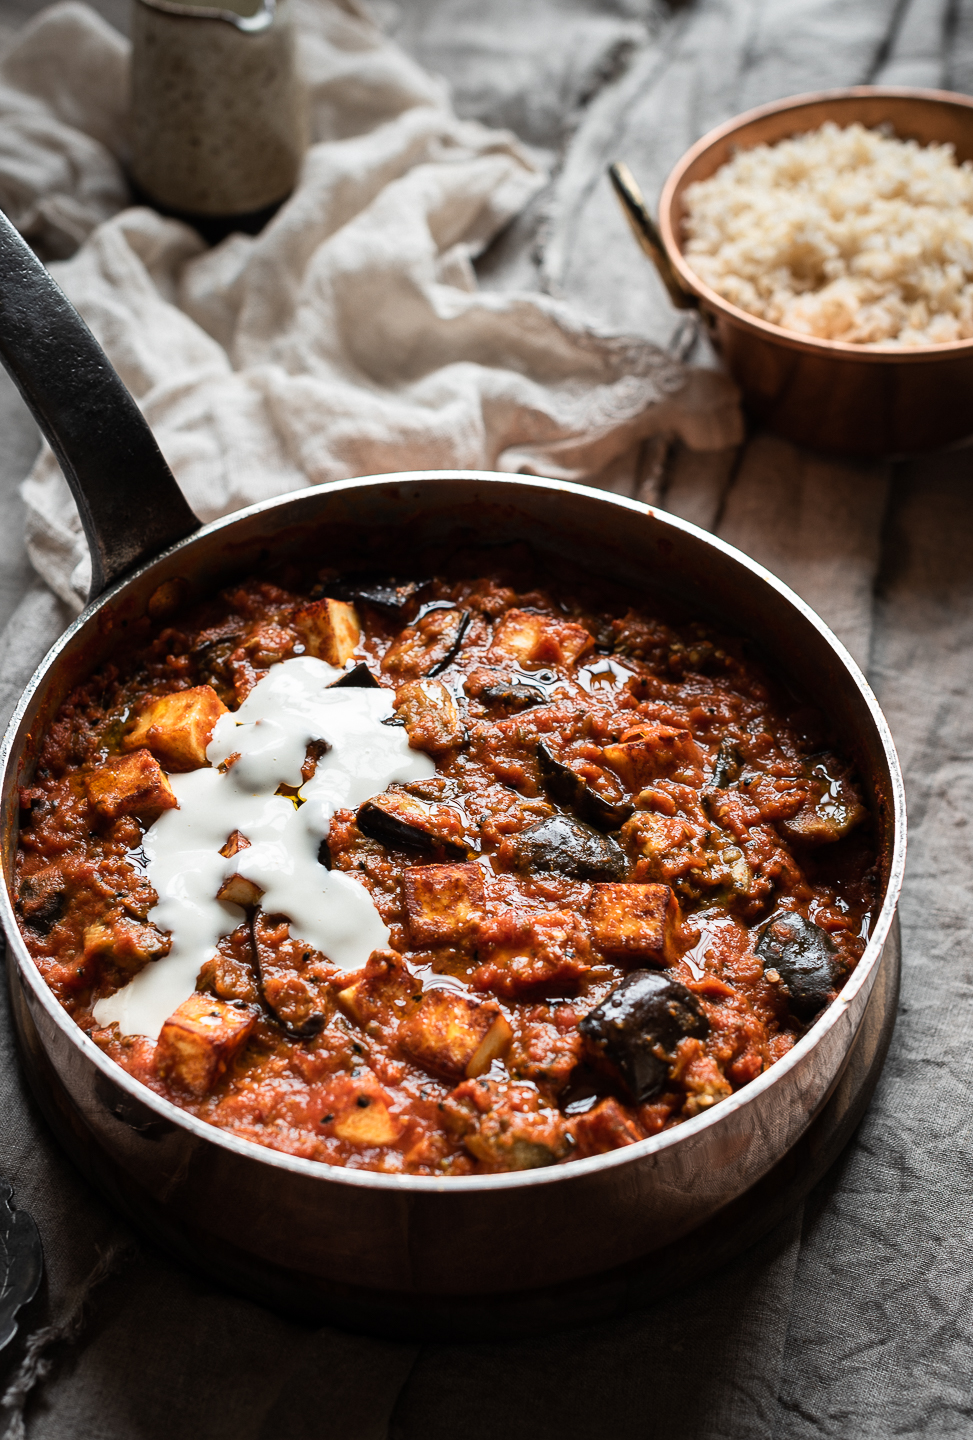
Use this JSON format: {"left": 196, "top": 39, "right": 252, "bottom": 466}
{"left": 0, "top": 208, "right": 200, "bottom": 600}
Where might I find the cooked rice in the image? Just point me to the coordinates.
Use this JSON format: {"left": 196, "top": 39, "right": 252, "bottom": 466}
{"left": 682, "top": 121, "right": 973, "bottom": 346}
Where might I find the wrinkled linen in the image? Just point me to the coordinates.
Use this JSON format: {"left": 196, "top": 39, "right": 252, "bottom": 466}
{"left": 1, "top": 0, "right": 973, "bottom": 1437}
{"left": 0, "top": 0, "right": 739, "bottom": 608}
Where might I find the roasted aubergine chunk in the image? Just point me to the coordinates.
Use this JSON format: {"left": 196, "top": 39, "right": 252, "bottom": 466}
{"left": 250, "top": 911, "right": 329, "bottom": 1039}
{"left": 756, "top": 911, "right": 837, "bottom": 1020}
{"left": 778, "top": 753, "right": 867, "bottom": 846}
{"left": 579, "top": 970, "right": 709, "bottom": 1102}
{"left": 326, "top": 574, "right": 421, "bottom": 614}
{"left": 477, "top": 679, "right": 546, "bottom": 710}
{"left": 329, "top": 662, "right": 381, "bottom": 689}
{"left": 512, "top": 812, "right": 628, "bottom": 882}
{"left": 536, "top": 741, "right": 633, "bottom": 832}
{"left": 709, "top": 738, "right": 741, "bottom": 790}
{"left": 357, "top": 789, "right": 473, "bottom": 858}
{"left": 381, "top": 607, "right": 471, "bottom": 678}
{"left": 394, "top": 678, "right": 464, "bottom": 756}
{"left": 16, "top": 867, "right": 67, "bottom": 934}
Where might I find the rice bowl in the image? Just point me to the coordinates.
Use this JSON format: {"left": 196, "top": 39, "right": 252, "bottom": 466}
{"left": 682, "top": 121, "right": 973, "bottom": 346}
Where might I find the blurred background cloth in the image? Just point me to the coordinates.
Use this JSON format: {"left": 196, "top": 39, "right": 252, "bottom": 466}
{"left": 0, "top": 0, "right": 971, "bottom": 1437}
{"left": 0, "top": 0, "right": 738, "bottom": 609}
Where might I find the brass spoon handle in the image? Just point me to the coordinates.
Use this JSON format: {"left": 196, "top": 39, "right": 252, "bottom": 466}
{"left": 608, "top": 161, "right": 697, "bottom": 312}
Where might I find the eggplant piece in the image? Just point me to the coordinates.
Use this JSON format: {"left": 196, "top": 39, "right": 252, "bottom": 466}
{"left": 193, "top": 637, "right": 236, "bottom": 692}
{"left": 282, "top": 1011, "right": 326, "bottom": 1040}
{"left": 536, "top": 742, "right": 633, "bottom": 833}
{"left": 479, "top": 681, "right": 546, "bottom": 710}
{"left": 16, "top": 872, "right": 66, "bottom": 935}
{"left": 756, "top": 911, "right": 837, "bottom": 1020}
{"left": 778, "top": 753, "right": 868, "bottom": 846}
{"left": 357, "top": 790, "right": 473, "bottom": 859}
{"left": 579, "top": 970, "right": 709, "bottom": 1102}
{"left": 710, "top": 739, "right": 741, "bottom": 789}
{"left": 330, "top": 662, "right": 380, "bottom": 689}
{"left": 250, "top": 910, "right": 327, "bottom": 1041}
{"left": 394, "top": 678, "right": 465, "bottom": 756}
{"left": 16, "top": 888, "right": 66, "bottom": 935}
{"left": 464, "top": 666, "right": 549, "bottom": 710}
{"left": 513, "top": 813, "right": 628, "bottom": 882}
{"left": 326, "top": 575, "right": 420, "bottom": 614}
{"left": 381, "top": 608, "right": 472, "bottom": 679}
{"left": 426, "top": 610, "right": 471, "bottom": 677}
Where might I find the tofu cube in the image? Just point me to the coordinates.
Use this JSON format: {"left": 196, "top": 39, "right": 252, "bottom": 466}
{"left": 335, "top": 978, "right": 367, "bottom": 1026}
{"left": 489, "top": 609, "right": 593, "bottom": 667}
{"left": 124, "top": 686, "right": 228, "bottom": 771}
{"left": 394, "top": 678, "right": 464, "bottom": 756}
{"left": 399, "top": 990, "right": 512, "bottom": 1079}
{"left": 333, "top": 1097, "right": 403, "bottom": 1146}
{"left": 588, "top": 883, "right": 681, "bottom": 966}
{"left": 85, "top": 750, "right": 178, "bottom": 821}
{"left": 216, "top": 872, "right": 264, "bottom": 908}
{"left": 156, "top": 994, "right": 255, "bottom": 1095}
{"left": 602, "top": 725, "right": 704, "bottom": 790}
{"left": 403, "top": 864, "right": 485, "bottom": 948}
{"left": 488, "top": 610, "right": 543, "bottom": 662}
{"left": 293, "top": 598, "right": 361, "bottom": 666}
{"left": 336, "top": 949, "right": 419, "bottom": 1029}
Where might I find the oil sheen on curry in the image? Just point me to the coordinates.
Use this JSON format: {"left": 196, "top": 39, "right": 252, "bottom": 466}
{"left": 14, "top": 560, "right": 877, "bottom": 1175}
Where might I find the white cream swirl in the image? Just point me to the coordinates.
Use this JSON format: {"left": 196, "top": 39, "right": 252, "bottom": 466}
{"left": 93, "top": 657, "right": 434, "bottom": 1040}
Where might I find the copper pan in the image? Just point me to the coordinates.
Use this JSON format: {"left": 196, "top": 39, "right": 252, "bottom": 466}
{"left": 0, "top": 209, "right": 906, "bottom": 1337}
{"left": 616, "top": 87, "right": 973, "bottom": 457}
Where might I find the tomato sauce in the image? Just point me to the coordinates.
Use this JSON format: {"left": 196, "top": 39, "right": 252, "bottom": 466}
{"left": 14, "top": 560, "right": 877, "bottom": 1175}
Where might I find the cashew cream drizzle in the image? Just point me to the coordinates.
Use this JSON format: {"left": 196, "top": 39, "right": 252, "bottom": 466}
{"left": 93, "top": 657, "right": 435, "bottom": 1040}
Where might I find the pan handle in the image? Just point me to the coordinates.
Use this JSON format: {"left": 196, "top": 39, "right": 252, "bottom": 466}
{"left": 608, "top": 162, "right": 697, "bottom": 312}
{"left": 0, "top": 208, "right": 200, "bottom": 601}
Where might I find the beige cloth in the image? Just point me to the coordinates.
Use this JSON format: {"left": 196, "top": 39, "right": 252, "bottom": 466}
{"left": 1, "top": 1, "right": 972, "bottom": 1436}
{"left": 0, "top": 0, "right": 741, "bottom": 610}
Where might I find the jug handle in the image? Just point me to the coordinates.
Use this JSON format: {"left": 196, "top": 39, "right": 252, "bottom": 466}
{"left": 0, "top": 208, "right": 200, "bottom": 601}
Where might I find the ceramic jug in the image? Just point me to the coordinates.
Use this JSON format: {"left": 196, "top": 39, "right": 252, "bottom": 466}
{"left": 130, "top": 0, "right": 308, "bottom": 236}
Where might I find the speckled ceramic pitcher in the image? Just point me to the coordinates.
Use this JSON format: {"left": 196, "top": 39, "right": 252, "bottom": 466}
{"left": 130, "top": 0, "right": 308, "bottom": 234}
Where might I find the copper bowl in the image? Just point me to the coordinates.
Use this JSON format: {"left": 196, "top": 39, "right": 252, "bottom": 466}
{"left": 653, "top": 87, "right": 973, "bottom": 456}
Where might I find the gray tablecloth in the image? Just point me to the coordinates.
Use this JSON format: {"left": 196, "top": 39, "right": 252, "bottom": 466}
{"left": 1, "top": 0, "right": 972, "bottom": 1435}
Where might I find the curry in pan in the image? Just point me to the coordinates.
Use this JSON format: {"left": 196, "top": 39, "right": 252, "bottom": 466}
{"left": 14, "top": 552, "right": 876, "bottom": 1174}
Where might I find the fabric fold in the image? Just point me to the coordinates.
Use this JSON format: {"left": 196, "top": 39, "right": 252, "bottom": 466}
{"left": 1, "top": 0, "right": 740, "bottom": 610}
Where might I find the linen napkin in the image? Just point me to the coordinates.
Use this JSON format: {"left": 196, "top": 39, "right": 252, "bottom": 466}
{"left": 0, "top": 0, "right": 742, "bottom": 610}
